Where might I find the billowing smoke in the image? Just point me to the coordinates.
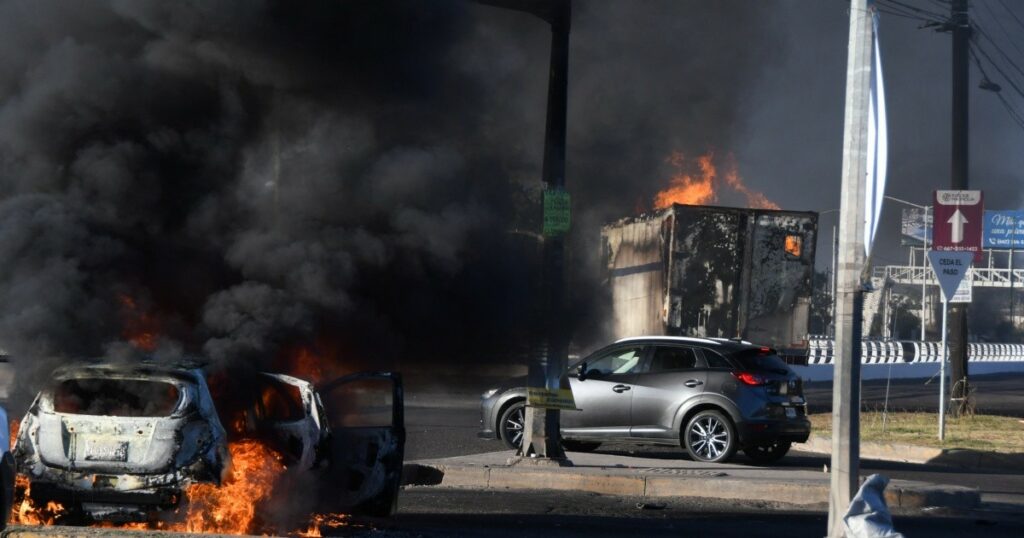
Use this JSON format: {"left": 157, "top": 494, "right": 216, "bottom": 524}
{"left": 0, "top": 0, "right": 779, "bottom": 407}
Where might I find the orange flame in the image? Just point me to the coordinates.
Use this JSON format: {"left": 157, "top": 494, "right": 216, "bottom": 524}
{"left": 10, "top": 416, "right": 348, "bottom": 534}
{"left": 116, "top": 294, "right": 160, "bottom": 351}
{"left": 653, "top": 151, "right": 779, "bottom": 210}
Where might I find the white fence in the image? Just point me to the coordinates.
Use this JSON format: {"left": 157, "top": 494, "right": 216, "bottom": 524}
{"left": 806, "top": 338, "right": 1024, "bottom": 365}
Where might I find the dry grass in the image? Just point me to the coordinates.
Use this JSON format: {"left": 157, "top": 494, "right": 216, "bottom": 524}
{"left": 808, "top": 412, "right": 1024, "bottom": 453}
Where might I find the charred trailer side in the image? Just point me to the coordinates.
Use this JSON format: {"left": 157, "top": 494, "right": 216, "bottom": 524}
{"left": 601, "top": 204, "right": 818, "bottom": 354}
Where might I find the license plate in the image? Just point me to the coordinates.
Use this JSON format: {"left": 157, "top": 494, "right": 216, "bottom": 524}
{"left": 84, "top": 440, "right": 129, "bottom": 462}
{"left": 785, "top": 407, "right": 797, "bottom": 419}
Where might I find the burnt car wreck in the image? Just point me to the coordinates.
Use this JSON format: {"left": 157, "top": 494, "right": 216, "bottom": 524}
{"left": 13, "top": 362, "right": 404, "bottom": 523}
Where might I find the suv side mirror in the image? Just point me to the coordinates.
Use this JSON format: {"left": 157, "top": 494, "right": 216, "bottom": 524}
{"left": 576, "top": 362, "right": 588, "bottom": 381}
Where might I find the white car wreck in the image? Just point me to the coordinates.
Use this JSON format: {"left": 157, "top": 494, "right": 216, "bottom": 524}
{"left": 13, "top": 362, "right": 405, "bottom": 522}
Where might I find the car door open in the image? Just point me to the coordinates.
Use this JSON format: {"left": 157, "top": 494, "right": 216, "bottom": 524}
{"left": 314, "top": 371, "right": 405, "bottom": 517}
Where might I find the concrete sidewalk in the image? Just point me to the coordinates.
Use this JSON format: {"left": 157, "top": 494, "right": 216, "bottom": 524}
{"left": 402, "top": 450, "right": 981, "bottom": 511}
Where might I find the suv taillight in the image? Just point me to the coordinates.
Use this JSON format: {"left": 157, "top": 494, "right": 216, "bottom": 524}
{"left": 732, "top": 371, "right": 767, "bottom": 386}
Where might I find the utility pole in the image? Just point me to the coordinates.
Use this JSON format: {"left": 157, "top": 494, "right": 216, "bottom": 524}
{"left": 948, "top": 0, "right": 971, "bottom": 417}
{"left": 827, "top": 0, "right": 872, "bottom": 535}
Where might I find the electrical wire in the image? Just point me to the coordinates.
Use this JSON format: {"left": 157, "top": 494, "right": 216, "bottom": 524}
{"left": 995, "top": 0, "right": 1024, "bottom": 34}
{"left": 970, "top": 34, "right": 1024, "bottom": 101}
{"left": 876, "top": 0, "right": 948, "bottom": 20}
{"left": 968, "top": 44, "right": 1024, "bottom": 130}
{"left": 974, "top": 0, "right": 1024, "bottom": 61}
{"left": 973, "top": 24, "right": 1024, "bottom": 84}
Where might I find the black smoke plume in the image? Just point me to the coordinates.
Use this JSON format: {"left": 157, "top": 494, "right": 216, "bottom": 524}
{"left": 0, "top": 0, "right": 778, "bottom": 408}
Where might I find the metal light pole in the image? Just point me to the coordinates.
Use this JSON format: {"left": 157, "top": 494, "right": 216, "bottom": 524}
{"left": 885, "top": 195, "right": 930, "bottom": 341}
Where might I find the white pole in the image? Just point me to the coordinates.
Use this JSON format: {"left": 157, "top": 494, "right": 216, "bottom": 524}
{"left": 939, "top": 295, "right": 947, "bottom": 441}
{"left": 922, "top": 207, "right": 929, "bottom": 343}
{"left": 832, "top": 224, "right": 838, "bottom": 336}
{"left": 828, "top": 0, "right": 871, "bottom": 534}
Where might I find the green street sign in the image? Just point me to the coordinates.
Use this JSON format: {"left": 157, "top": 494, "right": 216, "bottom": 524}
{"left": 543, "top": 189, "right": 571, "bottom": 237}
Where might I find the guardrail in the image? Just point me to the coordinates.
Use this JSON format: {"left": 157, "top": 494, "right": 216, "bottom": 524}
{"left": 806, "top": 338, "right": 1024, "bottom": 365}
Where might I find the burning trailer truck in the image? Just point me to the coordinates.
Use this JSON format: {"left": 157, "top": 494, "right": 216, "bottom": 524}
{"left": 601, "top": 204, "right": 818, "bottom": 357}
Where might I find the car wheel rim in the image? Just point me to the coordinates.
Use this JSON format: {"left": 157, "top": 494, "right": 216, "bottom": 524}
{"left": 505, "top": 407, "right": 525, "bottom": 448}
{"left": 689, "top": 416, "right": 728, "bottom": 460}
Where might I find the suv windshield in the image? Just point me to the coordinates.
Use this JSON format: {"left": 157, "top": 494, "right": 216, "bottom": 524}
{"left": 730, "top": 350, "right": 791, "bottom": 375}
{"left": 54, "top": 378, "right": 182, "bottom": 417}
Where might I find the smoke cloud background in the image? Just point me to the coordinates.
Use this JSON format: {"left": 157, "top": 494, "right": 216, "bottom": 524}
{"left": 0, "top": 1, "right": 1021, "bottom": 405}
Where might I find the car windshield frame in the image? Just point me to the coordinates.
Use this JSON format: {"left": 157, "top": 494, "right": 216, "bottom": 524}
{"left": 50, "top": 376, "right": 185, "bottom": 418}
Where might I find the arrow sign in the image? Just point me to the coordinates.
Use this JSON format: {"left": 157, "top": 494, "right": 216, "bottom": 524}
{"left": 928, "top": 251, "right": 974, "bottom": 302}
{"left": 947, "top": 209, "right": 968, "bottom": 244}
{"left": 933, "top": 190, "right": 983, "bottom": 262}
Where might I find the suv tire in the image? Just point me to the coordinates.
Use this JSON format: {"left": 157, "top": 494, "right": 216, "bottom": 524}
{"left": 683, "top": 410, "right": 736, "bottom": 463}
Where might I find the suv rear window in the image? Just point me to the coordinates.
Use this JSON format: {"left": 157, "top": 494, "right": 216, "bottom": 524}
{"left": 54, "top": 378, "right": 181, "bottom": 417}
{"left": 730, "top": 350, "right": 791, "bottom": 375}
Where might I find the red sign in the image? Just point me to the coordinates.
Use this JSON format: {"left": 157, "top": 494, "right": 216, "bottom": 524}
{"left": 932, "top": 190, "right": 983, "bottom": 261}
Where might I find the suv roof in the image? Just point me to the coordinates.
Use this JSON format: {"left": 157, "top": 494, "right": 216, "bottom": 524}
{"left": 613, "top": 335, "right": 766, "bottom": 353}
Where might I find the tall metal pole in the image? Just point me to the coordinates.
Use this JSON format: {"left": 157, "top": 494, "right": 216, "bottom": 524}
{"left": 922, "top": 207, "right": 929, "bottom": 342}
{"left": 523, "top": 0, "right": 571, "bottom": 461}
{"left": 832, "top": 224, "right": 838, "bottom": 337}
{"left": 948, "top": 0, "right": 971, "bottom": 416}
{"left": 828, "top": 0, "right": 872, "bottom": 535}
{"left": 939, "top": 295, "right": 948, "bottom": 440}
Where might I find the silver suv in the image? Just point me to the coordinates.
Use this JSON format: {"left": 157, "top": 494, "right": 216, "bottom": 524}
{"left": 479, "top": 336, "right": 810, "bottom": 464}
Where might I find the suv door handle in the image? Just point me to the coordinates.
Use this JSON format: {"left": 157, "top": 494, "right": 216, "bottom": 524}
{"left": 684, "top": 380, "right": 704, "bottom": 388}
{"left": 612, "top": 384, "right": 631, "bottom": 393}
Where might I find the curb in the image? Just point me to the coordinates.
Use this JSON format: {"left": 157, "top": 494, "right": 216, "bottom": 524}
{"left": 798, "top": 435, "right": 1024, "bottom": 472}
{"left": 401, "top": 462, "right": 980, "bottom": 511}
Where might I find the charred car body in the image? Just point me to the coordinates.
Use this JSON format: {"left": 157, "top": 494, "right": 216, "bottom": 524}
{"left": 13, "top": 362, "right": 404, "bottom": 522}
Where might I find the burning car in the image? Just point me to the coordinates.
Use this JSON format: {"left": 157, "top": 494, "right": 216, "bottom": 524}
{"left": 13, "top": 363, "right": 228, "bottom": 521}
{"left": 12, "top": 361, "right": 405, "bottom": 525}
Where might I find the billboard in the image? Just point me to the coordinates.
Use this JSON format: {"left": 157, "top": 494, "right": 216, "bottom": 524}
{"left": 900, "top": 207, "right": 932, "bottom": 246}
{"left": 983, "top": 210, "right": 1024, "bottom": 249}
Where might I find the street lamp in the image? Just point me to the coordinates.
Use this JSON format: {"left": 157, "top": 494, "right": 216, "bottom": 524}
{"left": 884, "top": 195, "right": 929, "bottom": 342}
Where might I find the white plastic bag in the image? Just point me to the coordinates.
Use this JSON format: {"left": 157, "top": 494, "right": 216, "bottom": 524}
{"left": 843, "top": 474, "right": 904, "bottom": 538}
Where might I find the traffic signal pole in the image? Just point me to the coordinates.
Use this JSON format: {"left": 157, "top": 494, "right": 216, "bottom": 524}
{"left": 827, "top": 0, "right": 872, "bottom": 535}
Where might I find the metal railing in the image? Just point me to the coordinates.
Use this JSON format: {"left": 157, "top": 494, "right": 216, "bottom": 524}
{"left": 872, "top": 265, "right": 1024, "bottom": 289}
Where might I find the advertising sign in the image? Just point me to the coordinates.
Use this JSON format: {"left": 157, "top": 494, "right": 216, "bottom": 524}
{"left": 982, "top": 210, "right": 1024, "bottom": 249}
{"left": 900, "top": 207, "right": 933, "bottom": 246}
{"left": 933, "top": 190, "right": 983, "bottom": 261}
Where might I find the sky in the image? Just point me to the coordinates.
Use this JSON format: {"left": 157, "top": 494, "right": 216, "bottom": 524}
{"left": 1, "top": 0, "right": 1022, "bottom": 390}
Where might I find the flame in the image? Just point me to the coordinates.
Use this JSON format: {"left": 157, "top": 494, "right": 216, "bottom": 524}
{"left": 116, "top": 294, "right": 160, "bottom": 351}
{"left": 10, "top": 422, "right": 348, "bottom": 534}
{"left": 299, "top": 513, "right": 351, "bottom": 537}
{"left": 653, "top": 152, "right": 716, "bottom": 208}
{"left": 653, "top": 151, "right": 779, "bottom": 210}
{"left": 276, "top": 341, "right": 351, "bottom": 385}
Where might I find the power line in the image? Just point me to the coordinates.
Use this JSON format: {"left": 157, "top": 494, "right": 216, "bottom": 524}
{"left": 972, "top": 25, "right": 1024, "bottom": 92}
{"left": 974, "top": 0, "right": 1024, "bottom": 61}
{"left": 876, "top": 0, "right": 948, "bottom": 20}
{"left": 968, "top": 43, "right": 1024, "bottom": 130}
{"left": 995, "top": 0, "right": 1024, "bottom": 34}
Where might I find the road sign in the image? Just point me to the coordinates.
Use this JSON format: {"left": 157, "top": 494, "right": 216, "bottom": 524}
{"left": 543, "top": 189, "right": 571, "bottom": 237}
{"left": 932, "top": 190, "right": 983, "bottom": 260}
{"left": 951, "top": 272, "right": 972, "bottom": 303}
{"left": 527, "top": 387, "right": 578, "bottom": 410}
{"left": 928, "top": 251, "right": 974, "bottom": 302}
{"left": 983, "top": 210, "right": 1024, "bottom": 249}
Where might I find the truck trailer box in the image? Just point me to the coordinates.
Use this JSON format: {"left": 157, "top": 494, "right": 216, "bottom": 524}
{"left": 601, "top": 204, "right": 818, "bottom": 352}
